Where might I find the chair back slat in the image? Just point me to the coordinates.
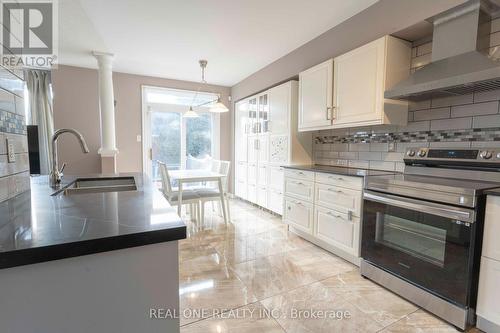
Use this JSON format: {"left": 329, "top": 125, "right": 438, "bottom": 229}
{"left": 219, "top": 160, "right": 231, "bottom": 192}
{"left": 157, "top": 161, "right": 172, "bottom": 194}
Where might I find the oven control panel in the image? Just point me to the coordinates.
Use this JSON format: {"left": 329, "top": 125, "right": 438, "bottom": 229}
{"left": 404, "top": 148, "right": 500, "bottom": 163}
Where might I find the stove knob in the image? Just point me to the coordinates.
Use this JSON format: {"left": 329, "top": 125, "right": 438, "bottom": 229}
{"left": 480, "top": 151, "right": 493, "bottom": 159}
{"left": 497, "top": 152, "right": 500, "bottom": 159}
{"left": 417, "top": 149, "right": 427, "bottom": 157}
{"left": 406, "top": 150, "right": 416, "bottom": 157}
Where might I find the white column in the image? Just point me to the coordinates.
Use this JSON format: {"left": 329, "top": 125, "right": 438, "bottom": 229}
{"left": 93, "top": 51, "right": 118, "bottom": 155}
{"left": 93, "top": 51, "right": 118, "bottom": 173}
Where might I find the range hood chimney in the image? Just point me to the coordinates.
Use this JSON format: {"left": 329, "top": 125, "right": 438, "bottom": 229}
{"left": 385, "top": 0, "right": 500, "bottom": 101}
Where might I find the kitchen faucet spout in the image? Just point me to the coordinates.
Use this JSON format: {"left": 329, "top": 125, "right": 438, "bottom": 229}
{"left": 49, "top": 128, "right": 89, "bottom": 188}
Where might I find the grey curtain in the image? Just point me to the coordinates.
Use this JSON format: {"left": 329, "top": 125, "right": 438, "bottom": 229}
{"left": 26, "top": 70, "right": 54, "bottom": 175}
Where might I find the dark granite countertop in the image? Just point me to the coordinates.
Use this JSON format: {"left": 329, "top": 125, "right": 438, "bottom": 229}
{"left": 0, "top": 173, "right": 186, "bottom": 269}
{"left": 282, "top": 164, "right": 397, "bottom": 177}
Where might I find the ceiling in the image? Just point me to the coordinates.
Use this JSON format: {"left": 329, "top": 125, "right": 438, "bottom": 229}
{"left": 59, "top": 0, "right": 378, "bottom": 86}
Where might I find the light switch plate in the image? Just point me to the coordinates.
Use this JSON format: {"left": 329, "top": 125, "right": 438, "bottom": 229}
{"left": 6, "top": 138, "right": 15, "bottom": 163}
{"left": 136, "top": 135, "right": 142, "bottom": 142}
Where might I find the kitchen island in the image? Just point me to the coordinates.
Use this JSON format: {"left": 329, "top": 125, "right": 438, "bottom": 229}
{"left": 0, "top": 173, "right": 186, "bottom": 333}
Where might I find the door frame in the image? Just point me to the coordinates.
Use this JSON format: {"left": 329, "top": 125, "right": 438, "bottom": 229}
{"left": 141, "top": 85, "right": 220, "bottom": 179}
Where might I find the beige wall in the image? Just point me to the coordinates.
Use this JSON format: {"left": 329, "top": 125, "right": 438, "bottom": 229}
{"left": 52, "top": 65, "right": 232, "bottom": 175}
{"left": 230, "top": 0, "right": 466, "bottom": 102}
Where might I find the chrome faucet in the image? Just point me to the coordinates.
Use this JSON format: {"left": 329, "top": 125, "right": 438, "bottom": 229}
{"left": 50, "top": 128, "right": 90, "bottom": 188}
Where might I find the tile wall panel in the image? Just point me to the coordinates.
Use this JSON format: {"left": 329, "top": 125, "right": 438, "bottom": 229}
{"left": 312, "top": 25, "right": 500, "bottom": 170}
{"left": 0, "top": 67, "right": 29, "bottom": 203}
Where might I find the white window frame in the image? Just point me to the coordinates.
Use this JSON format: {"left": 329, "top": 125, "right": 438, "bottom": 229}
{"left": 141, "top": 85, "right": 220, "bottom": 178}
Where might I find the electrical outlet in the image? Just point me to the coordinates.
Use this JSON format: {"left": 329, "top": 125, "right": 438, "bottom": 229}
{"left": 6, "top": 138, "right": 15, "bottom": 163}
{"left": 388, "top": 142, "right": 396, "bottom": 152}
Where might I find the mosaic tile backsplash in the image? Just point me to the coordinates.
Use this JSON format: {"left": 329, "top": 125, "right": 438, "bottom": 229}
{"left": 313, "top": 38, "right": 500, "bottom": 172}
{"left": 0, "top": 109, "right": 26, "bottom": 135}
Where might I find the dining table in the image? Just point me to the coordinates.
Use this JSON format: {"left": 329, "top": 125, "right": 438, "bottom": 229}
{"left": 168, "top": 169, "right": 228, "bottom": 223}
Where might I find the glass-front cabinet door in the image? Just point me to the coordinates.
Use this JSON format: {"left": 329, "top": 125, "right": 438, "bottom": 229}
{"left": 248, "top": 97, "right": 258, "bottom": 134}
{"left": 258, "top": 92, "right": 269, "bottom": 134}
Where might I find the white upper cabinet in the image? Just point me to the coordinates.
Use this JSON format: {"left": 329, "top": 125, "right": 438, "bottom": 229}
{"left": 333, "top": 36, "right": 410, "bottom": 128}
{"left": 269, "top": 83, "right": 290, "bottom": 134}
{"left": 298, "top": 36, "right": 411, "bottom": 132}
{"left": 298, "top": 59, "right": 333, "bottom": 131}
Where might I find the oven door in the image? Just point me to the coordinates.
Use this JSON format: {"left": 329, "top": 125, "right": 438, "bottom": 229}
{"left": 362, "top": 190, "right": 476, "bottom": 307}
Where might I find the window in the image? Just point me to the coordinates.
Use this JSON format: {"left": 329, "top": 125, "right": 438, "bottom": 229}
{"left": 142, "top": 86, "right": 220, "bottom": 185}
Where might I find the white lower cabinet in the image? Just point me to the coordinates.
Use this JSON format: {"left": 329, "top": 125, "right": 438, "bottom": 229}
{"left": 284, "top": 178, "right": 314, "bottom": 202}
{"left": 314, "top": 205, "right": 360, "bottom": 255}
{"left": 235, "top": 179, "right": 247, "bottom": 200}
{"left": 268, "top": 166, "right": 284, "bottom": 191}
{"left": 284, "top": 197, "right": 314, "bottom": 234}
{"left": 477, "top": 257, "right": 500, "bottom": 329}
{"left": 283, "top": 169, "right": 363, "bottom": 265}
{"left": 257, "top": 185, "right": 268, "bottom": 209}
{"left": 247, "top": 183, "right": 257, "bottom": 204}
{"left": 247, "top": 163, "right": 257, "bottom": 185}
{"left": 268, "top": 189, "right": 283, "bottom": 215}
{"left": 477, "top": 195, "right": 500, "bottom": 332}
{"left": 315, "top": 183, "right": 361, "bottom": 216}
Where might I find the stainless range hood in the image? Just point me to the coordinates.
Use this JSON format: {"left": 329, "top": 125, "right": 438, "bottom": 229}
{"left": 385, "top": 0, "right": 500, "bottom": 101}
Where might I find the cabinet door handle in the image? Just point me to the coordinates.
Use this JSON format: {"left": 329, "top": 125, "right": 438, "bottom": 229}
{"left": 326, "top": 107, "right": 332, "bottom": 120}
{"left": 327, "top": 211, "right": 342, "bottom": 219}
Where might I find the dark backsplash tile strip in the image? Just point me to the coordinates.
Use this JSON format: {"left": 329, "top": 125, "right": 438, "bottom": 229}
{"left": 0, "top": 109, "right": 26, "bottom": 135}
{"left": 314, "top": 127, "right": 500, "bottom": 145}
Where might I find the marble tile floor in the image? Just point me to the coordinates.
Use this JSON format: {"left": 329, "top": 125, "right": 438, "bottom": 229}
{"left": 179, "top": 199, "right": 482, "bottom": 332}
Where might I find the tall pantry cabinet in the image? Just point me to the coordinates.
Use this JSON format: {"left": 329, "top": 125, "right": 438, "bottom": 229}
{"left": 234, "top": 80, "right": 312, "bottom": 215}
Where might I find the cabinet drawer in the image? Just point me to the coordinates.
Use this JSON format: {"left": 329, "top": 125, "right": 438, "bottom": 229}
{"left": 257, "top": 186, "right": 268, "bottom": 208}
{"left": 268, "top": 166, "right": 284, "bottom": 191}
{"left": 284, "top": 197, "right": 313, "bottom": 234}
{"left": 477, "top": 257, "right": 500, "bottom": 325}
{"left": 236, "top": 162, "right": 247, "bottom": 181}
{"left": 235, "top": 180, "right": 247, "bottom": 200}
{"left": 284, "top": 178, "right": 314, "bottom": 202}
{"left": 258, "top": 165, "right": 268, "bottom": 186}
{"left": 483, "top": 196, "right": 500, "bottom": 261}
{"left": 315, "top": 172, "right": 362, "bottom": 190}
{"left": 247, "top": 184, "right": 257, "bottom": 204}
{"left": 284, "top": 169, "right": 315, "bottom": 181}
{"left": 247, "top": 163, "right": 257, "bottom": 185}
{"left": 314, "top": 206, "right": 360, "bottom": 254}
{"left": 315, "top": 183, "right": 361, "bottom": 216}
{"left": 268, "top": 189, "right": 283, "bottom": 215}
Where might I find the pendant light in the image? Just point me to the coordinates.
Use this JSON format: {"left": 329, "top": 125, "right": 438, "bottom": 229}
{"left": 183, "top": 106, "right": 199, "bottom": 118}
{"left": 209, "top": 95, "right": 229, "bottom": 113}
{"left": 190, "top": 60, "right": 229, "bottom": 114}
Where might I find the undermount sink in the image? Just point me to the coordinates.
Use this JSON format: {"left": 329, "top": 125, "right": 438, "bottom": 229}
{"left": 52, "top": 177, "right": 137, "bottom": 196}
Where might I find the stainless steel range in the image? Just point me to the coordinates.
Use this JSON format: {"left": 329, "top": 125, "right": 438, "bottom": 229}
{"left": 361, "top": 147, "right": 500, "bottom": 330}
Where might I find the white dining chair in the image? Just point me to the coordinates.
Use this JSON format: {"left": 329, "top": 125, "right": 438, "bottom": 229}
{"left": 157, "top": 161, "right": 201, "bottom": 222}
{"left": 196, "top": 160, "right": 231, "bottom": 223}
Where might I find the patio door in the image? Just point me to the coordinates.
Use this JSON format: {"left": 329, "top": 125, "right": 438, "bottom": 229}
{"left": 142, "top": 86, "right": 220, "bottom": 186}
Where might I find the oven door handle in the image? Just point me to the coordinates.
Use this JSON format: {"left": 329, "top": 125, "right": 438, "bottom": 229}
{"left": 363, "top": 190, "right": 475, "bottom": 223}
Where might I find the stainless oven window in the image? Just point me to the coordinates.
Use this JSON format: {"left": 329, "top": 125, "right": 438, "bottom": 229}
{"left": 362, "top": 191, "right": 475, "bottom": 306}
{"left": 375, "top": 213, "right": 447, "bottom": 267}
